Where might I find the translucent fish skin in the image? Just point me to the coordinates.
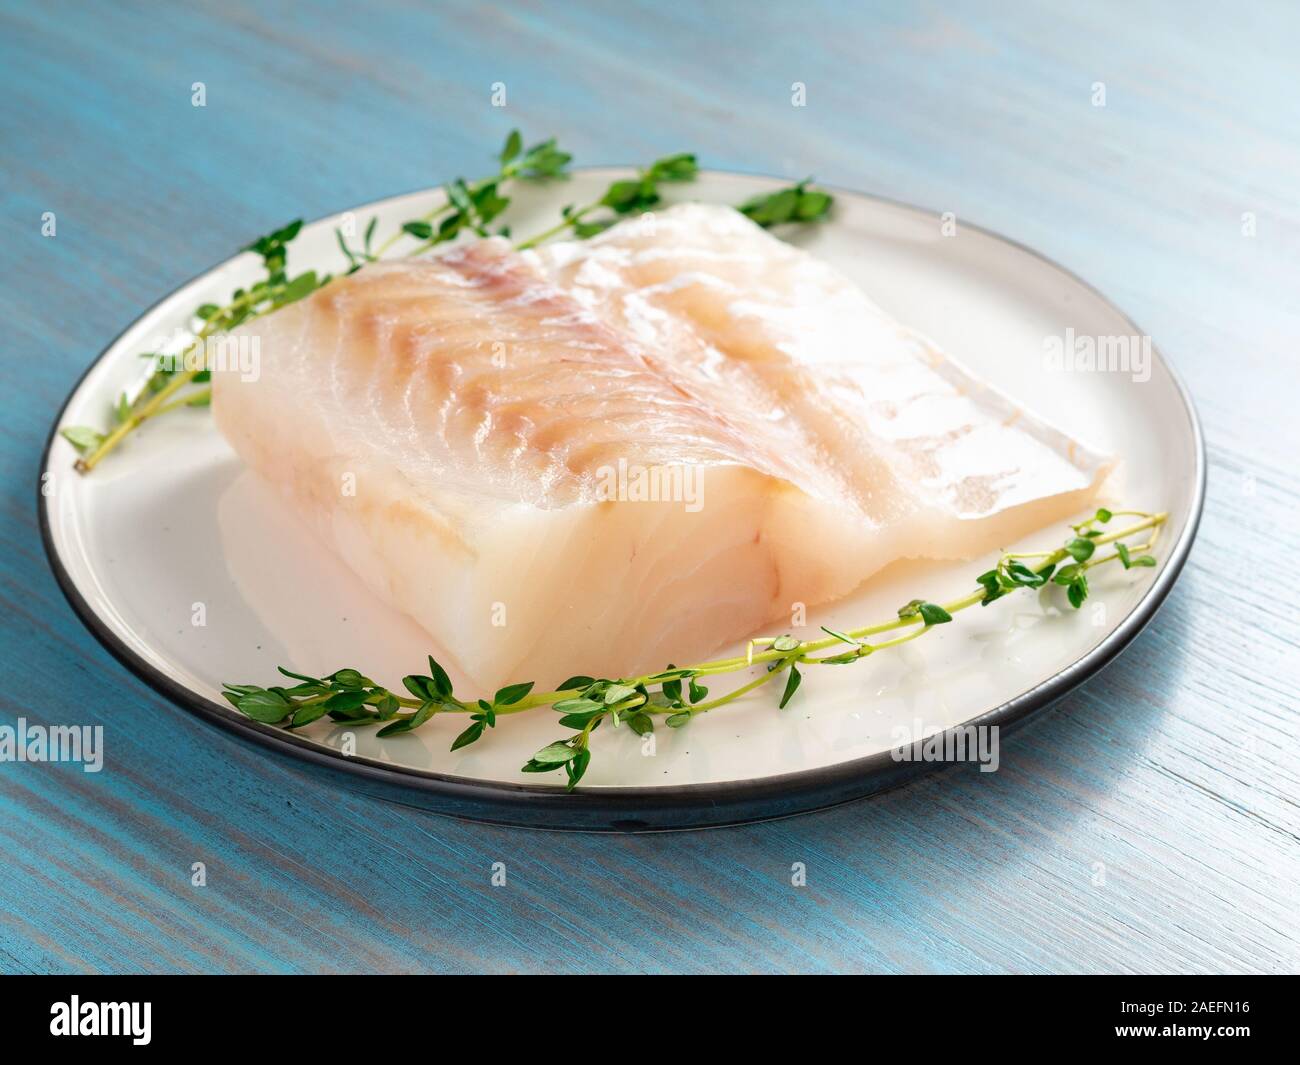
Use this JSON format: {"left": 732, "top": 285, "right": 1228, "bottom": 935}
{"left": 212, "top": 204, "right": 1108, "bottom": 688}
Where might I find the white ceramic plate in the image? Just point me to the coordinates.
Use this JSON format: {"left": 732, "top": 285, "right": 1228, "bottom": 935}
{"left": 40, "top": 170, "right": 1204, "bottom": 830}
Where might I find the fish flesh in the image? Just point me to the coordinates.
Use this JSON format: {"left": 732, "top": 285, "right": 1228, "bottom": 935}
{"left": 212, "top": 203, "right": 1108, "bottom": 689}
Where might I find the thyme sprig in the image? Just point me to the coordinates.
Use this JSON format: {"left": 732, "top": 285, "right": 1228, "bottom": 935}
{"left": 67, "top": 219, "right": 321, "bottom": 472}
{"left": 226, "top": 509, "right": 1165, "bottom": 791}
{"left": 63, "top": 132, "right": 832, "bottom": 472}
{"left": 65, "top": 130, "right": 574, "bottom": 471}
{"left": 514, "top": 152, "right": 701, "bottom": 249}
{"left": 737, "top": 179, "right": 834, "bottom": 228}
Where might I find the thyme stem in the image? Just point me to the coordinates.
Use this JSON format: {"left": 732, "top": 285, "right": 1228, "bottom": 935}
{"left": 225, "top": 508, "right": 1168, "bottom": 790}
{"left": 63, "top": 135, "right": 831, "bottom": 477}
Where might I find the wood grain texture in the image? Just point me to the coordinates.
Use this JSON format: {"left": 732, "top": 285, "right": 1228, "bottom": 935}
{"left": 1, "top": 0, "right": 1297, "bottom": 973}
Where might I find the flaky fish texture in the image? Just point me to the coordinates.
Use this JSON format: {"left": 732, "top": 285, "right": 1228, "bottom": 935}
{"left": 213, "top": 203, "right": 1108, "bottom": 688}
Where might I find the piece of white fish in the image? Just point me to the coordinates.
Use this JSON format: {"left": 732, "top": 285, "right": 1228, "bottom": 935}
{"left": 212, "top": 203, "right": 1108, "bottom": 688}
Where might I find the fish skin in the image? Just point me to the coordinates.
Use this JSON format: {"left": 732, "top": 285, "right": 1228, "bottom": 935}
{"left": 213, "top": 204, "right": 1107, "bottom": 689}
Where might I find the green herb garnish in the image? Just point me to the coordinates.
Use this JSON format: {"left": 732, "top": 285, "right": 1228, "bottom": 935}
{"left": 66, "top": 131, "right": 832, "bottom": 473}
{"left": 737, "top": 179, "right": 833, "bottom": 227}
{"left": 225, "top": 510, "right": 1166, "bottom": 791}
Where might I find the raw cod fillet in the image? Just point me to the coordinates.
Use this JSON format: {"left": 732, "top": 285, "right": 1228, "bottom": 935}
{"left": 212, "top": 203, "right": 1108, "bottom": 689}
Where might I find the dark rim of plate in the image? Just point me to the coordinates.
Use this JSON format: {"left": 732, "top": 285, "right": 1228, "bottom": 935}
{"left": 37, "top": 174, "right": 1206, "bottom": 831}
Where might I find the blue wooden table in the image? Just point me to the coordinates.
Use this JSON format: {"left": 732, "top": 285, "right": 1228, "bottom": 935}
{"left": 2, "top": 0, "right": 1297, "bottom": 973}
